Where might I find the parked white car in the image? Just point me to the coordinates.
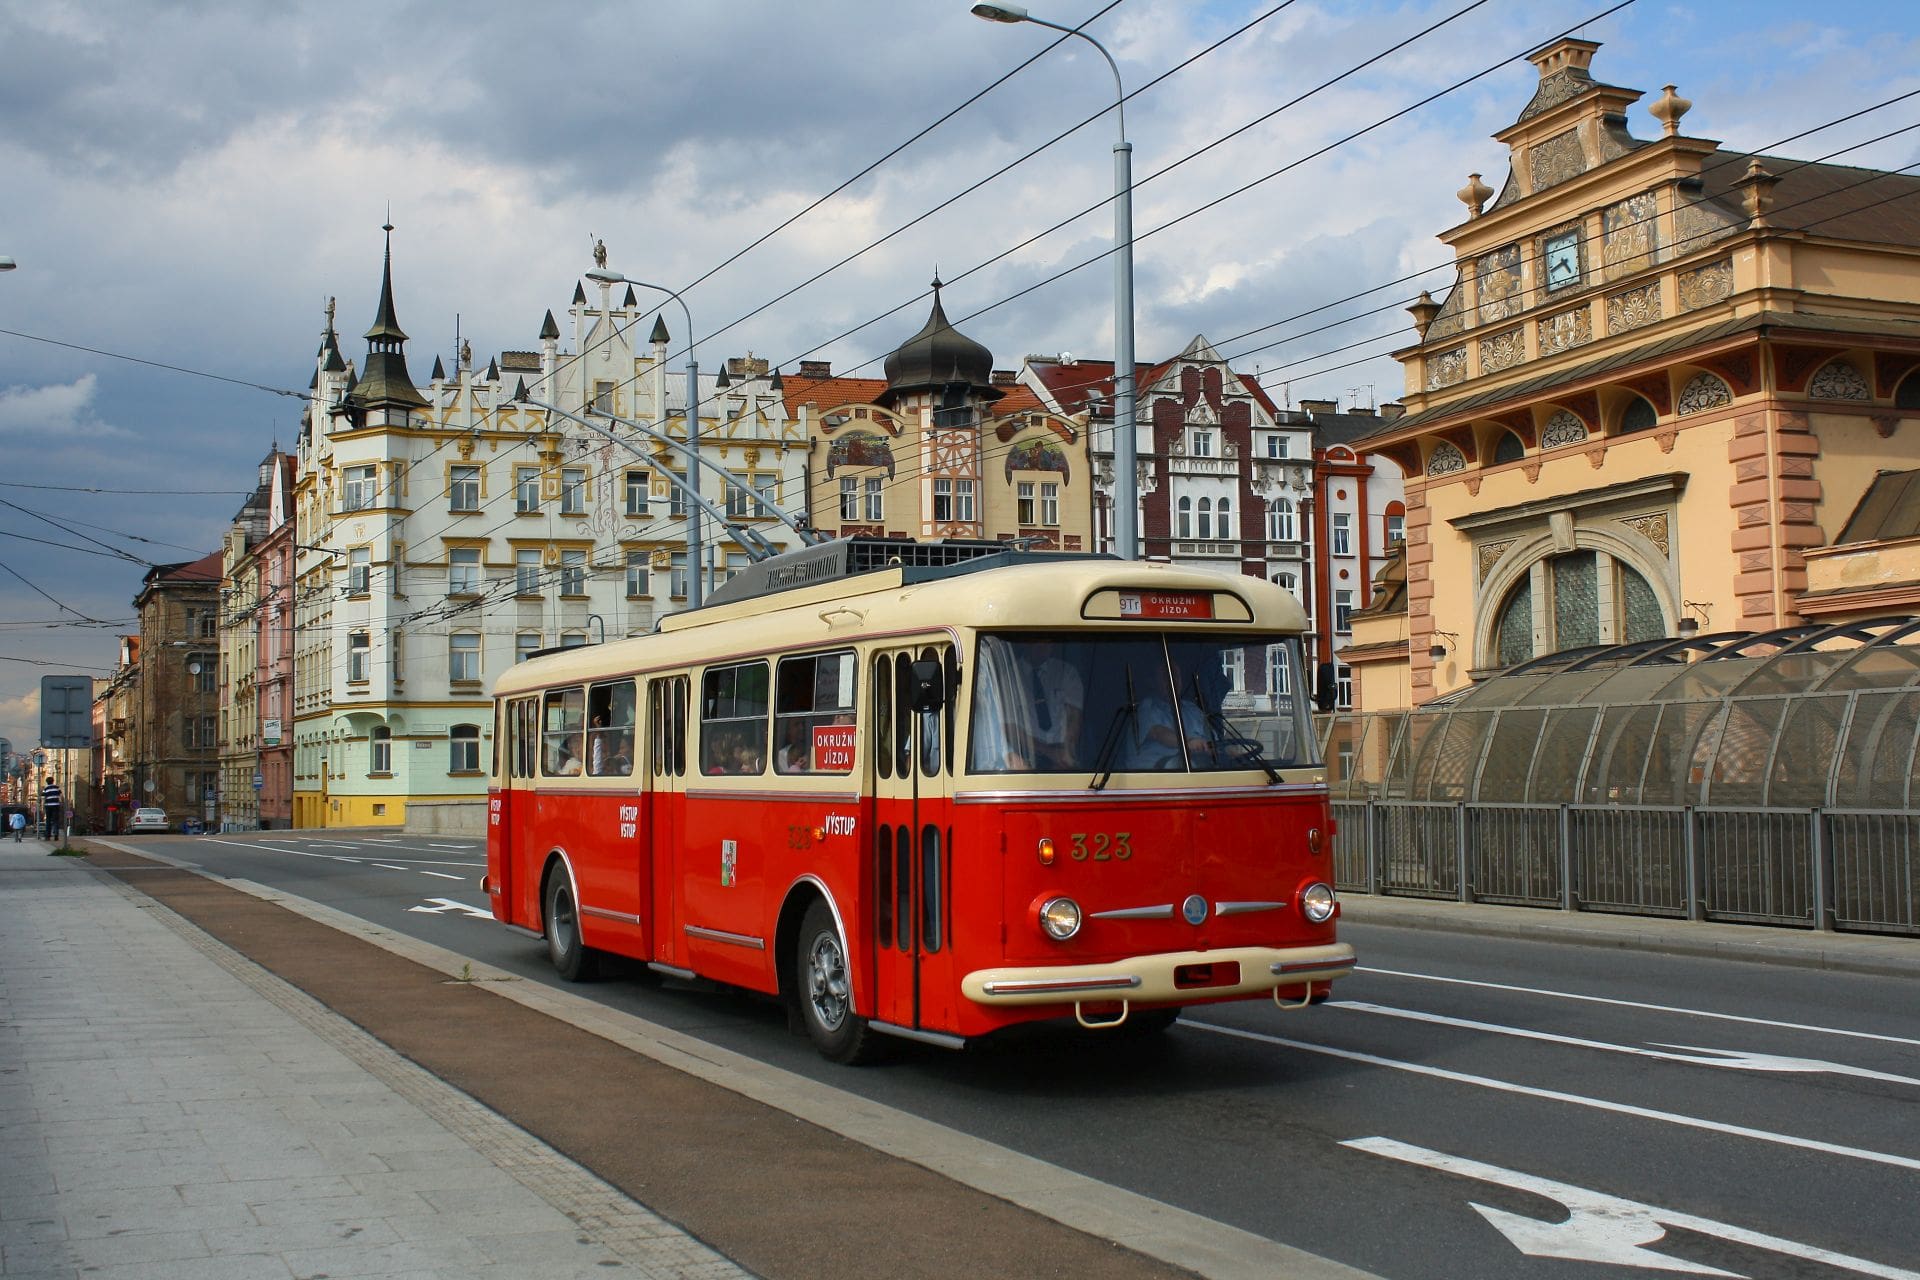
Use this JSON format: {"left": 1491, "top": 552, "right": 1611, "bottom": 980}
{"left": 129, "top": 807, "right": 170, "bottom": 834}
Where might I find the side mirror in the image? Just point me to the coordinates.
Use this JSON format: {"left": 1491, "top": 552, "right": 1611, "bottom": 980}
{"left": 907, "top": 659, "right": 946, "bottom": 712}
{"left": 1313, "top": 661, "right": 1337, "bottom": 713}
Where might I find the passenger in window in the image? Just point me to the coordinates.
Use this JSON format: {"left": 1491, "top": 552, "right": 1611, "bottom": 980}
{"left": 1128, "top": 655, "right": 1215, "bottom": 770}
{"left": 588, "top": 716, "right": 609, "bottom": 775}
{"left": 733, "top": 737, "right": 764, "bottom": 774}
{"left": 553, "top": 733, "right": 584, "bottom": 776}
{"left": 777, "top": 721, "right": 811, "bottom": 773}
{"left": 1026, "top": 638, "right": 1085, "bottom": 768}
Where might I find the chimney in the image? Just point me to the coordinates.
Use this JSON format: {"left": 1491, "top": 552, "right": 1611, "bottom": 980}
{"left": 798, "top": 360, "right": 832, "bottom": 379}
{"left": 1299, "top": 398, "right": 1340, "bottom": 416}
{"left": 991, "top": 369, "right": 1017, "bottom": 386}
{"left": 727, "top": 355, "right": 771, "bottom": 379}
{"left": 1379, "top": 403, "right": 1407, "bottom": 420}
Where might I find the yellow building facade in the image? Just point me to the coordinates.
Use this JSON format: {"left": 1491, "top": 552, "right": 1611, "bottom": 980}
{"left": 1353, "top": 38, "right": 1920, "bottom": 708}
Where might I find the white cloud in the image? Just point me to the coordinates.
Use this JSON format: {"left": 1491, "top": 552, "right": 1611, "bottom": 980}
{"left": 0, "top": 374, "right": 129, "bottom": 439}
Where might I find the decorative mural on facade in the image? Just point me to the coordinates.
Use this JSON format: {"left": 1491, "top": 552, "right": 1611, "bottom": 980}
{"left": 1003, "top": 437, "right": 1070, "bottom": 482}
{"left": 824, "top": 429, "right": 897, "bottom": 477}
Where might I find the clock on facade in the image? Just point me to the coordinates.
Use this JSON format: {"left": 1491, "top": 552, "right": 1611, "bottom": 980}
{"left": 1544, "top": 231, "right": 1580, "bottom": 291}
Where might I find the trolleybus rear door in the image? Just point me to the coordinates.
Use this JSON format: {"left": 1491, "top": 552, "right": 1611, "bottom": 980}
{"left": 645, "top": 675, "right": 689, "bottom": 970}
{"left": 868, "top": 644, "right": 955, "bottom": 1035}
{"left": 499, "top": 696, "right": 541, "bottom": 927}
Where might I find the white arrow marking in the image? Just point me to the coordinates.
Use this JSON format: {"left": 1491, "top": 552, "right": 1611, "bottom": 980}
{"left": 406, "top": 897, "right": 493, "bottom": 919}
{"left": 1333, "top": 1002, "right": 1920, "bottom": 1088}
{"left": 1346, "top": 1137, "right": 1920, "bottom": 1279}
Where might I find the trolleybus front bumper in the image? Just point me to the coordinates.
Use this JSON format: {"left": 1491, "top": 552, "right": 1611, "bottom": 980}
{"left": 961, "top": 942, "right": 1356, "bottom": 1007}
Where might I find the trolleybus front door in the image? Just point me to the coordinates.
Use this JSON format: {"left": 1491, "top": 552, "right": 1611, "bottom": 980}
{"left": 499, "top": 696, "right": 541, "bottom": 927}
{"left": 646, "top": 674, "right": 689, "bottom": 971}
{"left": 868, "top": 645, "right": 955, "bottom": 1036}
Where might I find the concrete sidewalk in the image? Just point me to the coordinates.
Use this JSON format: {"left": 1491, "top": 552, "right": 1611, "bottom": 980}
{"left": 0, "top": 835, "right": 746, "bottom": 1280}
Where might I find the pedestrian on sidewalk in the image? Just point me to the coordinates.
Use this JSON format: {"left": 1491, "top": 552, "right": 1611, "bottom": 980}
{"left": 8, "top": 810, "right": 24, "bottom": 842}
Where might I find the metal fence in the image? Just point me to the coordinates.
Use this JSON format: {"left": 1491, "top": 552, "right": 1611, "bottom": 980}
{"left": 1331, "top": 800, "right": 1920, "bottom": 936}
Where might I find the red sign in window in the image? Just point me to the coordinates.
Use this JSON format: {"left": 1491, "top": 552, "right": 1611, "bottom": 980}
{"left": 813, "top": 724, "right": 858, "bottom": 772}
{"left": 1118, "top": 591, "right": 1214, "bottom": 620}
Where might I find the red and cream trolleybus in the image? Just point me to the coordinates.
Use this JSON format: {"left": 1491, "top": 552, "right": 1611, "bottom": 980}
{"left": 485, "top": 538, "right": 1354, "bottom": 1062}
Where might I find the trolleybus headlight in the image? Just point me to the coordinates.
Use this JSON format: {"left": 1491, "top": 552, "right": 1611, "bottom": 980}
{"left": 1037, "top": 837, "right": 1057, "bottom": 866}
{"left": 1038, "top": 896, "right": 1082, "bottom": 940}
{"left": 1300, "top": 881, "right": 1337, "bottom": 924}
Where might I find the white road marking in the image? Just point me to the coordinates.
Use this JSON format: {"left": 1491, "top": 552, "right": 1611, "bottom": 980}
{"left": 421, "top": 870, "right": 466, "bottom": 881}
{"left": 1333, "top": 1001, "right": 1920, "bottom": 1088}
{"left": 406, "top": 897, "right": 493, "bottom": 919}
{"left": 205, "top": 839, "right": 363, "bottom": 864}
{"left": 1346, "top": 1137, "right": 1920, "bottom": 1280}
{"left": 1360, "top": 965, "right": 1920, "bottom": 1048}
{"left": 1187, "top": 1022, "right": 1920, "bottom": 1172}
{"left": 373, "top": 863, "right": 407, "bottom": 871}
{"left": 427, "top": 842, "right": 474, "bottom": 850}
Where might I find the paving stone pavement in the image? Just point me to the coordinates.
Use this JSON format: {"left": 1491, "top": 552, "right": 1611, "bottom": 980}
{"left": 0, "top": 837, "right": 749, "bottom": 1280}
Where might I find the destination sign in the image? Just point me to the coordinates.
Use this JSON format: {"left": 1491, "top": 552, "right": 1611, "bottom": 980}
{"left": 1117, "top": 591, "right": 1214, "bottom": 620}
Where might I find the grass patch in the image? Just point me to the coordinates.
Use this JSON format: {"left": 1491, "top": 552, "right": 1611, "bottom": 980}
{"left": 49, "top": 845, "right": 89, "bottom": 857}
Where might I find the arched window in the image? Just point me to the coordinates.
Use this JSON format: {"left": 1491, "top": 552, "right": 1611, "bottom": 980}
{"left": 1897, "top": 371, "right": 1920, "bottom": 410}
{"left": 1177, "top": 496, "right": 1193, "bottom": 539}
{"left": 1219, "top": 497, "right": 1233, "bottom": 539}
{"left": 1197, "top": 497, "right": 1213, "bottom": 540}
{"left": 1272, "top": 571, "right": 1299, "bottom": 594}
{"left": 1619, "top": 396, "right": 1658, "bottom": 434}
{"left": 1492, "top": 431, "right": 1526, "bottom": 464}
{"left": 369, "top": 725, "right": 391, "bottom": 775}
{"left": 1491, "top": 551, "right": 1664, "bottom": 667}
{"left": 1267, "top": 497, "right": 1296, "bottom": 542}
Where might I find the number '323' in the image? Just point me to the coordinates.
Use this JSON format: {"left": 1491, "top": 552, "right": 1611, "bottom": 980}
{"left": 1069, "top": 832, "right": 1131, "bottom": 861}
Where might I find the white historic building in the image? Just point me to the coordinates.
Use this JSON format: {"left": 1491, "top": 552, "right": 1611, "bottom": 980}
{"left": 292, "top": 233, "right": 809, "bottom": 827}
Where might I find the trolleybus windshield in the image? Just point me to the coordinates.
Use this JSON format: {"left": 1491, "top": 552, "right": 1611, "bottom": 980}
{"left": 967, "top": 633, "right": 1315, "bottom": 775}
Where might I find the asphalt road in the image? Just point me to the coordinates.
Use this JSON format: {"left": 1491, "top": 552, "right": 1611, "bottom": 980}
{"left": 111, "top": 829, "right": 1920, "bottom": 1280}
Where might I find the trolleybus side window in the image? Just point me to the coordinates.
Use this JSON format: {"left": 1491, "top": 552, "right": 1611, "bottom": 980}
{"left": 874, "top": 656, "right": 893, "bottom": 781}
{"left": 916, "top": 645, "right": 944, "bottom": 777}
{"left": 508, "top": 698, "right": 538, "bottom": 779}
{"left": 701, "top": 662, "right": 769, "bottom": 776}
{"left": 773, "top": 651, "right": 857, "bottom": 775}
{"left": 541, "top": 687, "right": 586, "bottom": 776}
{"left": 648, "top": 676, "right": 688, "bottom": 779}
{"left": 585, "top": 679, "right": 637, "bottom": 777}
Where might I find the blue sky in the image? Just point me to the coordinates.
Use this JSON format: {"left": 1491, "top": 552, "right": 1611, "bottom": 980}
{"left": 2, "top": 0, "right": 1917, "bottom": 749}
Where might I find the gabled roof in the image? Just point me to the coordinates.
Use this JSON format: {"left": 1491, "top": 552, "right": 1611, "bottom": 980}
{"left": 1026, "top": 351, "right": 1279, "bottom": 419}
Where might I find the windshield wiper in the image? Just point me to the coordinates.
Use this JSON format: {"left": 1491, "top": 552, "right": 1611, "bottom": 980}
{"left": 1184, "top": 673, "right": 1281, "bottom": 784}
{"left": 1087, "top": 670, "right": 1138, "bottom": 792}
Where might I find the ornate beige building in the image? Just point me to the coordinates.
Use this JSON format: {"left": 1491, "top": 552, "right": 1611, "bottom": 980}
{"left": 1351, "top": 38, "right": 1920, "bottom": 709}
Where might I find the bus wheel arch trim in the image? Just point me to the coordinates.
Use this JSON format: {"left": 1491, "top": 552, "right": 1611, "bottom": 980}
{"left": 793, "top": 897, "right": 877, "bottom": 1063}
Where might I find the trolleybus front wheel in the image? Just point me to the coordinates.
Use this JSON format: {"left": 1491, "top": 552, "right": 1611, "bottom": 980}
{"left": 544, "top": 869, "right": 599, "bottom": 982}
{"left": 796, "top": 900, "right": 876, "bottom": 1064}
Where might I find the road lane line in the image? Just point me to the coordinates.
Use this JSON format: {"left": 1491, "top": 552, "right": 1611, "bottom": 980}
{"left": 1332, "top": 1001, "right": 1920, "bottom": 1088}
{"left": 1187, "top": 1021, "right": 1920, "bottom": 1172}
{"left": 200, "top": 838, "right": 363, "bottom": 864}
{"left": 372, "top": 863, "right": 408, "bottom": 871}
{"left": 421, "top": 871, "right": 466, "bottom": 880}
{"left": 1359, "top": 965, "right": 1920, "bottom": 1048}
{"left": 1346, "top": 1138, "right": 1920, "bottom": 1280}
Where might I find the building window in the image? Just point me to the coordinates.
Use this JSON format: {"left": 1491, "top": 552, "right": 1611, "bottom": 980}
{"left": 1266, "top": 646, "right": 1292, "bottom": 695}
{"left": 560, "top": 468, "right": 586, "bottom": 515}
{"left": 1334, "top": 590, "right": 1354, "bottom": 634}
{"left": 515, "top": 466, "right": 541, "bottom": 513}
{"left": 343, "top": 465, "right": 376, "bottom": 511}
{"left": 1268, "top": 498, "right": 1296, "bottom": 542}
{"left": 625, "top": 550, "right": 648, "bottom": 598}
{"left": 449, "top": 724, "right": 481, "bottom": 773}
{"left": 1493, "top": 431, "right": 1526, "bottom": 464}
{"left": 1266, "top": 435, "right": 1290, "bottom": 459}
{"left": 189, "top": 652, "right": 215, "bottom": 693}
{"left": 839, "top": 478, "right": 859, "bottom": 521}
{"left": 1335, "top": 664, "right": 1353, "bottom": 710}
{"left": 1017, "top": 482, "right": 1035, "bottom": 526}
{"left": 559, "top": 549, "right": 586, "bottom": 596}
{"left": 516, "top": 632, "right": 541, "bottom": 664}
{"left": 670, "top": 552, "right": 688, "bottom": 599}
{"left": 1386, "top": 513, "right": 1406, "bottom": 546}
{"left": 668, "top": 473, "right": 688, "bottom": 519}
{"left": 1619, "top": 396, "right": 1658, "bottom": 434}
{"left": 560, "top": 632, "right": 588, "bottom": 649}
{"left": 347, "top": 548, "right": 370, "bottom": 595}
{"left": 369, "top": 726, "right": 391, "bottom": 774}
{"left": 1331, "top": 512, "right": 1352, "bottom": 556}
{"left": 932, "top": 478, "right": 953, "bottom": 521}
{"left": 1272, "top": 571, "right": 1299, "bottom": 594}
{"left": 624, "top": 469, "right": 650, "bottom": 516}
{"left": 864, "top": 477, "right": 884, "bottom": 522}
{"left": 956, "top": 479, "right": 976, "bottom": 522}
{"left": 594, "top": 381, "right": 614, "bottom": 413}
{"left": 1197, "top": 497, "right": 1213, "bottom": 540}
{"left": 450, "top": 465, "right": 480, "bottom": 512}
{"left": 1178, "top": 496, "right": 1192, "bottom": 539}
{"left": 1218, "top": 497, "right": 1233, "bottom": 539}
{"left": 754, "top": 473, "right": 778, "bottom": 518}
{"left": 725, "top": 473, "right": 751, "bottom": 519}
{"left": 515, "top": 549, "right": 542, "bottom": 596}
{"left": 448, "top": 547, "right": 480, "bottom": 595}
{"left": 449, "top": 633, "right": 481, "bottom": 684}
{"left": 1191, "top": 430, "right": 1214, "bottom": 457}
{"left": 347, "top": 631, "right": 370, "bottom": 682}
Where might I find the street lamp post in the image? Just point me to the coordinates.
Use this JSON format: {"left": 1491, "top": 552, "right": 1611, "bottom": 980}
{"left": 972, "top": 3, "right": 1138, "bottom": 560}
{"left": 585, "top": 269, "right": 706, "bottom": 606}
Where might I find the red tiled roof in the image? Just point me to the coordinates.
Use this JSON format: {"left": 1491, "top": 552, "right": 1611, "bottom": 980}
{"left": 782, "top": 375, "right": 887, "bottom": 416}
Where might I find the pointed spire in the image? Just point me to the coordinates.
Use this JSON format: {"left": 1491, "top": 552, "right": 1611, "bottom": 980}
{"left": 770, "top": 367, "right": 784, "bottom": 391}
{"left": 623, "top": 285, "right": 637, "bottom": 308}
{"left": 513, "top": 376, "right": 529, "bottom": 403}
{"left": 650, "top": 315, "right": 670, "bottom": 344}
{"left": 352, "top": 222, "right": 427, "bottom": 410}
{"left": 540, "top": 309, "right": 559, "bottom": 340}
{"left": 364, "top": 223, "right": 408, "bottom": 344}
{"left": 485, "top": 357, "right": 499, "bottom": 381}
{"left": 716, "top": 366, "right": 732, "bottom": 389}
{"left": 573, "top": 281, "right": 587, "bottom": 305}
{"left": 430, "top": 354, "right": 446, "bottom": 380}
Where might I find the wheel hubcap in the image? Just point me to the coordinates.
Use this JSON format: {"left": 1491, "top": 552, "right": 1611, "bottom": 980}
{"left": 806, "top": 932, "right": 849, "bottom": 1031}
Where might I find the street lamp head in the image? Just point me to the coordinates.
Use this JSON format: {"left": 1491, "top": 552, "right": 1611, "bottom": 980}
{"left": 584, "top": 268, "right": 626, "bottom": 286}
{"left": 971, "top": 2, "right": 1029, "bottom": 21}
{"left": 0, "top": 256, "right": 16, "bottom": 272}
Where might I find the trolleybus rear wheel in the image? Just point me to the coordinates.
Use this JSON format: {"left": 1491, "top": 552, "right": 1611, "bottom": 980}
{"left": 544, "top": 870, "right": 599, "bottom": 982}
{"left": 796, "top": 900, "right": 875, "bottom": 1064}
